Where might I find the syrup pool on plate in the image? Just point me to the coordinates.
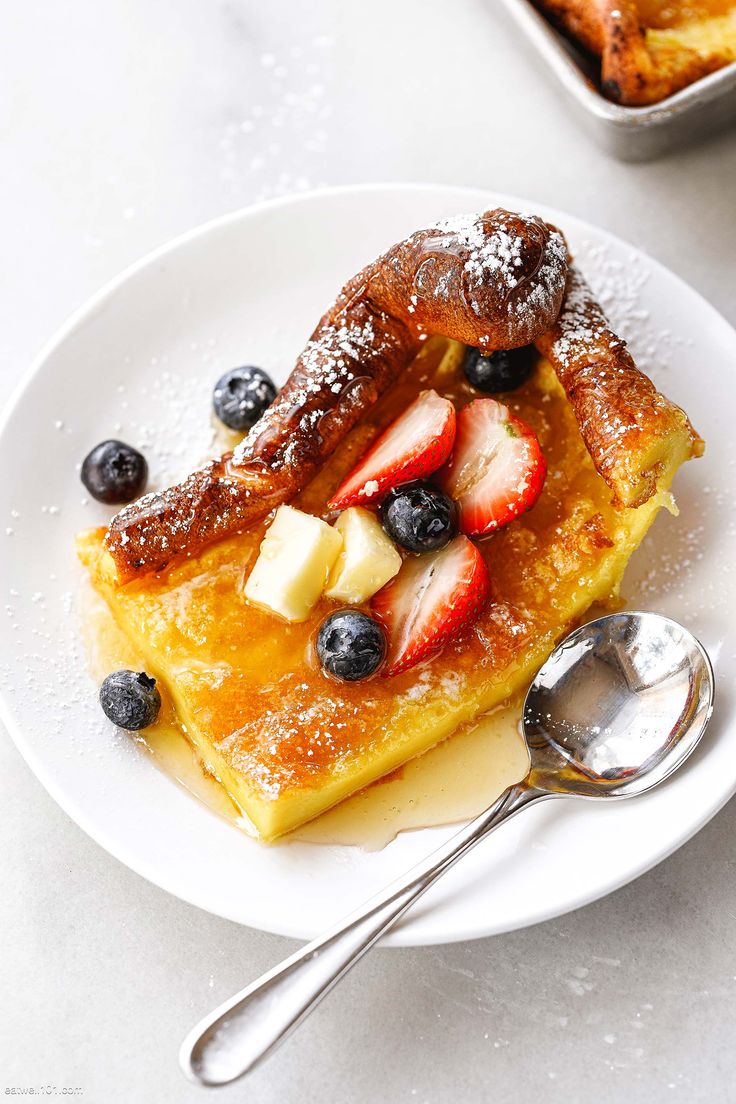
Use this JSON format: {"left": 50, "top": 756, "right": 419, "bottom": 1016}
{"left": 82, "top": 584, "right": 530, "bottom": 850}
{"left": 290, "top": 703, "right": 529, "bottom": 850}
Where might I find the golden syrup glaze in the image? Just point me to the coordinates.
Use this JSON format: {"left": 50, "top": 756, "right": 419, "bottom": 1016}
{"left": 291, "top": 704, "right": 530, "bottom": 849}
{"left": 83, "top": 581, "right": 531, "bottom": 848}
{"left": 78, "top": 337, "right": 683, "bottom": 840}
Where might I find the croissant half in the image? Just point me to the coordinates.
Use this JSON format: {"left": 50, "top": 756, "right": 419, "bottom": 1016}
{"left": 103, "top": 208, "right": 700, "bottom": 584}
{"left": 105, "top": 209, "right": 567, "bottom": 582}
{"left": 535, "top": 266, "right": 702, "bottom": 508}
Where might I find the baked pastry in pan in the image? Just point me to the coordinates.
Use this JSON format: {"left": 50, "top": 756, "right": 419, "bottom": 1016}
{"left": 535, "top": 0, "right": 736, "bottom": 105}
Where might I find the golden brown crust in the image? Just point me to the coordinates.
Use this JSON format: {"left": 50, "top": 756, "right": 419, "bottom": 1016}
{"left": 535, "top": 0, "right": 606, "bottom": 54}
{"left": 535, "top": 0, "right": 734, "bottom": 105}
{"left": 105, "top": 209, "right": 568, "bottom": 583}
{"left": 535, "top": 265, "right": 703, "bottom": 507}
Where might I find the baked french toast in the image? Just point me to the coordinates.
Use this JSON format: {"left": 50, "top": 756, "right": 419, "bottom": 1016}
{"left": 536, "top": 0, "right": 736, "bottom": 105}
{"left": 77, "top": 209, "right": 702, "bottom": 841}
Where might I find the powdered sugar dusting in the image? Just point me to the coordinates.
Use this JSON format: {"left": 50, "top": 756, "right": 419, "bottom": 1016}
{"left": 576, "top": 240, "right": 694, "bottom": 381}
{"left": 428, "top": 210, "right": 567, "bottom": 326}
{"left": 232, "top": 314, "right": 385, "bottom": 467}
{"left": 550, "top": 270, "right": 614, "bottom": 370}
{"left": 432, "top": 212, "right": 527, "bottom": 293}
{"left": 222, "top": 697, "right": 368, "bottom": 799}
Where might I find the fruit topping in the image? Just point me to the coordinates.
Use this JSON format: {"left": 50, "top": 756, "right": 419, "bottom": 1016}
{"left": 213, "top": 365, "right": 277, "bottom": 431}
{"left": 99, "top": 670, "right": 161, "bottom": 730}
{"left": 316, "top": 610, "right": 387, "bottom": 682}
{"left": 439, "top": 399, "right": 546, "bottom": 537}
{"left": 243, "top": 505, "right": 342, "bottom": 622}
{"left": 463, "top": 345, "right": 535, "bottom": 393}
{"left": 325, "top": 507, "right": 402, "bottom": 605}
{"left": 81, "top": 439, "right": 148, "bottom": 505}
{"left": 380, "top": 481, "right": 457, "bottom": 554}
{"left": 371, "top": 535, "right": 491, "bottom": 676}
{"left": 328, "top": 389, "right": 455, "bottom": 509}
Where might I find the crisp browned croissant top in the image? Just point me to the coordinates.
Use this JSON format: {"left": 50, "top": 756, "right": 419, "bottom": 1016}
{"left": 105, "top": 209, "right": 568, "bottom": 582}
{"left": 535, "top": 266, "right": 703, "bottom": 508}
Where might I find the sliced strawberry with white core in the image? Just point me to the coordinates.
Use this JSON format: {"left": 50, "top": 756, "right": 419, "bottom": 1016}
{"left": 329, "top": 389, "right": 456, "bottom": 510}
{"left": 371, "top": 535, "right": 491, "bottom": 676}
{"left": 439, "top": 399, "right": 546, "bottom": 538}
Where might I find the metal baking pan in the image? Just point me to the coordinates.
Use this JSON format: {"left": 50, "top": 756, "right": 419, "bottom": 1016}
{"left": 499, "top": 0, "right": 736, "bottom": 160}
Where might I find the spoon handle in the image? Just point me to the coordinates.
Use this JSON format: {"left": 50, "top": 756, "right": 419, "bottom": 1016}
{"left": 181, "top": 781, "right": 549, "bottom": 1086}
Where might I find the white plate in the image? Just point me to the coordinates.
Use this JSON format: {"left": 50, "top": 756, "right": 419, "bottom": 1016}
{"left": 1, "top": 184, "right": 734, "bottom": 947}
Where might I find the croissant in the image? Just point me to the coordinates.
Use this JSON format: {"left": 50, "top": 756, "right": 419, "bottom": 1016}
{"left": 103, "top": 208, "right": 701, "bottom": 585}
{"left": 535, "top": 265, "right": 703, "bottom": 508}
{"left": 105, "top": 209, "right": 568, "bottom": 582}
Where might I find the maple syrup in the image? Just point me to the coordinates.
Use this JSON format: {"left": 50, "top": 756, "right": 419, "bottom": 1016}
{"left": 82, "top": 583, "right": 529, "bottom": 850}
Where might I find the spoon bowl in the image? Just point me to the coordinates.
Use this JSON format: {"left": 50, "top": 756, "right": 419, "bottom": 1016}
{"left": 523, "top": 611, "right": 714, "bottom": 798}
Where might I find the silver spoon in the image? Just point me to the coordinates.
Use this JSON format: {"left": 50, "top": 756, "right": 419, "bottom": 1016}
{"left": 180, "top": 611, "right": 714, "bottom": 1087}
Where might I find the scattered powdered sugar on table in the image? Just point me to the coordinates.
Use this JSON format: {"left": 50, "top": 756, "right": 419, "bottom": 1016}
{"left": 217, "top": 35, "right": 333, "bottom": 204}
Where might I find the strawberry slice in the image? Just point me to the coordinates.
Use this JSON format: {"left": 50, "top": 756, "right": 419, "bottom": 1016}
{"left": 371, "top": 535, "right": 491, "bottom": 676}
{"left": 438, "top": 399, "right": 546, "bottom": 537}
{"left": 328, "top": 389, "right": 456, "bottom": 510}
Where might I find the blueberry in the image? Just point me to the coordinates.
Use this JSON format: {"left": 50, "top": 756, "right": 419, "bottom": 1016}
{"left": 463, "top": 345, "right": 535, "bottom": 393}
{"left": 99, "top": 670, "right": 161, "bottom": 730}
{"left": 316, "top": 610, "right": 386, "bottom": 682}
{"left": 380, "top": 481, "right": 457, "bottom": 553}
{"left": 213, "top": 366, "right": 277, "bottom": 431}
{"left": 81, "top": 439, "right": 148, "bottom": 505}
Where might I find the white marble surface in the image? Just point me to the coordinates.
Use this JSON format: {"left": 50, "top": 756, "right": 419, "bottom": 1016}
{"left": 2, "top": 2, "right": 736, "bottom": 1101}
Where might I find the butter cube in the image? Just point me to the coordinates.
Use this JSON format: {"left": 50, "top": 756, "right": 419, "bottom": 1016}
{"left": 325, "top": 507, "right": 402, "bottom": 605}
{"left": 244, "top": 505, "right": 343, "bottom": 622}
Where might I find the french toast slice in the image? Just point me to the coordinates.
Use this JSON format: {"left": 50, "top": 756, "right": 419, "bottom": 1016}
{"left": 535, "top": 0, "right": 736, "bottom": 105}
{"left": 78, "top": 337, "right": 698, "bottom": 841}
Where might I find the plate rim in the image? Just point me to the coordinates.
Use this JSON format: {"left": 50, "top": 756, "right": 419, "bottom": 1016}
{"left": 1, "top": 181, "right": 735, "bottom": 946}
